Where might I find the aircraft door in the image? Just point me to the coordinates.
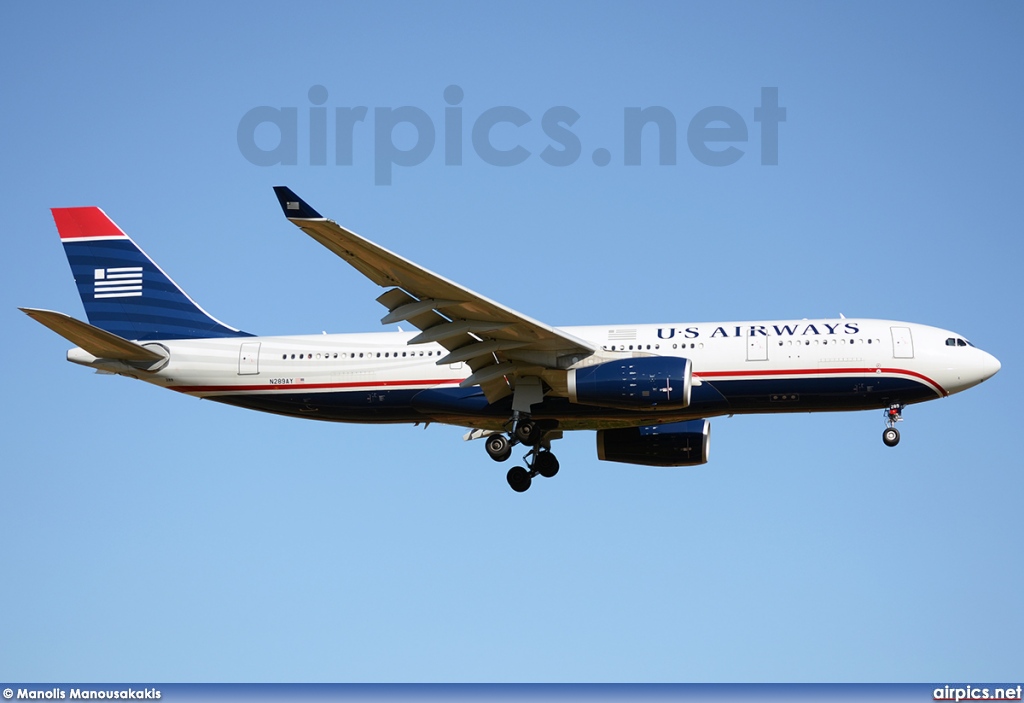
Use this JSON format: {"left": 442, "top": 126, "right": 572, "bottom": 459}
{"left": 238, "top": 341, "right": 261, "bottom": 375}
{"left": 746, "top": 328, "right": 768, "bottom": 361}
{"left": 891, "top": 326, "right": 914, "bottom": 359}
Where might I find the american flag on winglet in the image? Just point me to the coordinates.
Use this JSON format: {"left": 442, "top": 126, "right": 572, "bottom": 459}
{"left": 94, "top": 267, "right": 143, "bottom": 299}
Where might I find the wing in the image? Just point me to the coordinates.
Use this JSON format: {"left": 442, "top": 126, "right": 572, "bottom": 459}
{"left": 272, "top": 187, "right": 597, "bottom": 402}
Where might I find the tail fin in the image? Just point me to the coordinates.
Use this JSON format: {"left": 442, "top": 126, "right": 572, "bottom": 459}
{"left": 52, "top": 207, "right": 250, "bottom": 340}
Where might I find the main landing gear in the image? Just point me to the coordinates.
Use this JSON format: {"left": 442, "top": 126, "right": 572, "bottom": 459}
{"left": 483, "top": 416, "right": 560, "bottom": 493}
{"left": 882, "top": 403, "right": 904, "bottom": 447}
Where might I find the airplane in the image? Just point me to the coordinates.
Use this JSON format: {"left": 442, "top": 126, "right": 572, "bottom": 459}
{"left": 22, "top": 187, "right": 1001, "bottom": 492}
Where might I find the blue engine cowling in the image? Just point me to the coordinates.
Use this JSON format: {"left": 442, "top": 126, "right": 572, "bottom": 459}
{"left": 567, "top": 356, "right": 692, "bottom": 410}
{"left": 596, "top": 419, "right": 710, "bottom": 467}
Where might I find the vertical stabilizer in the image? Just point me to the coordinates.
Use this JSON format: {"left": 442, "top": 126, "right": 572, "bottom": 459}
{"left": 52, "top": 207, "right": 250, "bottom": 340}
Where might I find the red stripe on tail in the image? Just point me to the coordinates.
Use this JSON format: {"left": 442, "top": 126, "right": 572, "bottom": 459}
{"left": 51, "top": 207, "right": 127, "bottom": 240}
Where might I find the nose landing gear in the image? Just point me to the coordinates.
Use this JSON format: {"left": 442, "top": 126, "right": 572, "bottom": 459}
{"left": 882, "top": 404, "right": 903, "bottom": 447}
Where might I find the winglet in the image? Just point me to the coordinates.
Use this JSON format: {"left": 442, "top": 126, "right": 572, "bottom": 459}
{"left": 273, "top": 186, "right": 323, "bottom": 219}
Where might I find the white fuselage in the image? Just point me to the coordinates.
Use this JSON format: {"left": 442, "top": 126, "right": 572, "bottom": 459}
{"left": 67, "top": 317, "right": 1000, "bottom": 431}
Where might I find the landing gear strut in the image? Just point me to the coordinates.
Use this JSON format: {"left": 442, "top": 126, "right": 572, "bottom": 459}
{"left": 882, "top": 404, "right": 903, "bottom": 447}
{"left": 481, "top": 413, "right": 560, "bottom": 492}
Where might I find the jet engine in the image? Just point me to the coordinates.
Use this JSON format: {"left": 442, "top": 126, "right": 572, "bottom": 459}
{"left": 567, "top": 356, "right": 692, "bottom": 410}
{"left": 596, "top": 419, "right": 710, "bottom": 467}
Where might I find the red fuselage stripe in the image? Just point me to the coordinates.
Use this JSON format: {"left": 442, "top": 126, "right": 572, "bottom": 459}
{"left": 171, "top": 378, "right": 464, "bottom": 393}
{"left": 170, "top": 367, "right": 946, "bottom": 397}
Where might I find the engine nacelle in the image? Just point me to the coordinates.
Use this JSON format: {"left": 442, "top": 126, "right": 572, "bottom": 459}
{"left": 567, "top": 356, "right": 692, "bottom": 410}
{"left": 596, "top": 419, "right": 710, "bottom": 467}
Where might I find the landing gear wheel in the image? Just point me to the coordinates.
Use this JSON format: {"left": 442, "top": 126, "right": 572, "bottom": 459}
{"left": 533, "top": 451, "right": 560, "bottom": 478}
{"left": 485, "top": 434, "right": 512, "bottom": 462}
{"left": 882, "top": 427, "right": 900, "bottom": 447}
{"left": 514, "top": 419, "right": 539, "bottom": 447}
{"left": 507, "top": 466, "right": 532, "bottom": 493}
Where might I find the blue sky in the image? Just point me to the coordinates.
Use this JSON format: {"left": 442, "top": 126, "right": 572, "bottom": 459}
{"left": 1, "top": 1, "right": 1022, "bottom": 683}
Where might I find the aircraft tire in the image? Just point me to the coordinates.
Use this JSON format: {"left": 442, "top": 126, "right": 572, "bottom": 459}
{"left": 486, "top": 434, "right": 512, "bottom": 462}
{"left": 514, "top": 419, "right": 538, "bottom": 446}
{"left": 882, "top": 427, "right": 900, "bottom": 447}
{"left": 507, "top": 466, "right": 532, "bottom": 493}
{"left": 534, "top": 451, "right": 560, "bottom": 478}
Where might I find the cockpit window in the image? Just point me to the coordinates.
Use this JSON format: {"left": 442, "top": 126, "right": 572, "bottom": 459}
{"left": 957, "top": 338, "right": 967, "bottom": 347}
{"left": 946, "top": 338, "right": 956, "bottom": 346}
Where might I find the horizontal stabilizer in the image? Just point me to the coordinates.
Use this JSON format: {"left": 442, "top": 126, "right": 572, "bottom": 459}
{"left": 20, "top": 307, "right": 166, "bottom": 362}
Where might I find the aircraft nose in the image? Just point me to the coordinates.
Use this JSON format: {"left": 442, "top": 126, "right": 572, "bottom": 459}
{"left": 979, "top": 350, "right": 1001, "bottom": 382}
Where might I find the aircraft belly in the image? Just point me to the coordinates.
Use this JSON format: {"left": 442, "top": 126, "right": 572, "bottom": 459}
{"left": 708, "top": 374, "right": 938, "bottom": 412}
{"left": 210, "top": 389, "right": 428, "bottom": 423}
{"left": 408, "top": 382, "right": 732, "bottom": 431}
